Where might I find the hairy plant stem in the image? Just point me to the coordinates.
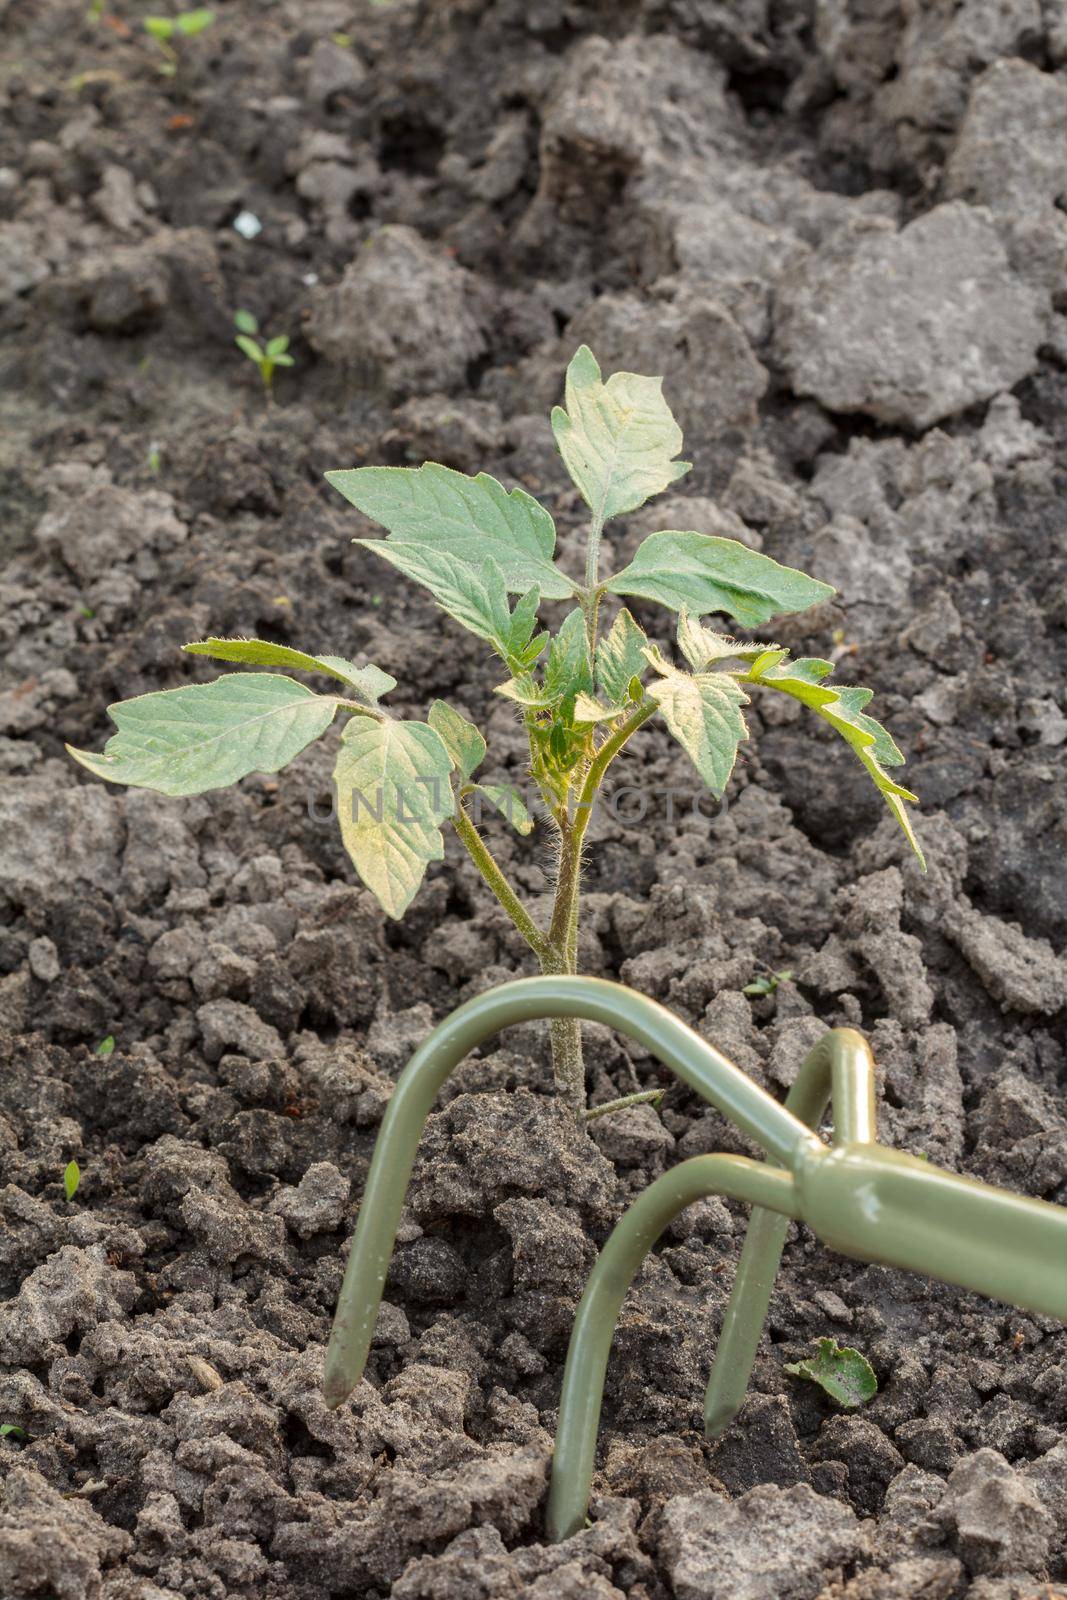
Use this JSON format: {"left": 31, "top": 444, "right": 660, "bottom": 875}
{"left": 584, "top": 514, "right": 604, "bottom": 591}
{"left": 451, "top": 801, "right": 547, "bottom": 961}
{"left": 579, "top": 584, "right": 602, "bottom": 652}
{"left": 454, "top": 543, "right": 661, "bottom": 1118}
{"left": 573, "top": 699, "right": 657, "bottom": 847}
{"left": 542, "top": 822, "right": 585, "bottom": 1115}
{"left": 452, "top": 796, "right": 585, "bottom": 1112}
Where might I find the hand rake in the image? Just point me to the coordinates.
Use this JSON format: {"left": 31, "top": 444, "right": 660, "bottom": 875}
{"left": 322, "top": 976, "right": 1067, "bottom": 1541}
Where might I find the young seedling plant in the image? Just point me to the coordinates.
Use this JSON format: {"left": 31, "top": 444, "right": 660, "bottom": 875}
{"left": 143, "top": 7, "right": 214, "bottom": 73}
{"left": 743, "top": 968, "right": 794, "bottom": 998}
{"left": 68, "top": 345, "right": 923, "bottom": 1119}
{"left": 234, "top": 311, "right": 295, "bottom": 401}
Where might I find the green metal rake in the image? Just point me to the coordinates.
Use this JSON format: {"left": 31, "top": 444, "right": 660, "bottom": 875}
{"left": 323, "top": 976, "right": 1067, "bottom": 1542}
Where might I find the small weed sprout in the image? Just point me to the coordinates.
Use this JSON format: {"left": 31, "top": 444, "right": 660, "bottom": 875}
{"left": 63, "top": 1161, "right": 81, "bottom": 1202}
{"left": 68, "top": 346, "right": 923, "bottom": 1118}
{"left": 784, "top": 1338, "right": 877, "bottom": 1408}
{"left": 743, "top": 968, "right": 794, "bottom": 997}
{"left": 143, "top": 7, "right": 214, "bottom": 73}
{"left": 234, "top": 310, "right": 295, "bottom": 401}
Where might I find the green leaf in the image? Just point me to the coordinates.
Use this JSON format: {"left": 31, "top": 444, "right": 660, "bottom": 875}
{"left": 176, "top": 7, "right": 214, "bottom": 32}
{"left": 494, "top": 672, "right": 556, "bottom": 711}
{"left": 272, "top": 353, "right": 295, "bottom": 368}
{"left": 676, "top": 609, "right": 775, "bottom": 673}
{"left": 64, "top": 1161, "right": 81, "bottom": 1202}
{"left": 747, "top": 652, "right": 924, "bottom": 866}
{"left": 318, "top": 659, "right": 395, "bottom": 704}
{"left": 182, "top": 638, "right": 395, "bottom": 704}
{"left": 520, "top": 633, "right": 549, "bottom": 667}
{"left": 544, "top": 608, "right": 594, "bottom": 709}
{"left": 359, "top": 542, "right": 534, "bottom": 662}
{"left": 144, "top": 15, "right": 175, "bottom": 37}
{"left": 503, "top": 587, "right": 545, "bottom": 666}
{"left": 500, "top": 609, "right": 621, "bottom": 719}
{"left": 265, "top": 334, "right": 290, "bottom": 357}
{"left": 784, "top": 1338, "right": 877, "bottom": 1409}
{"left": 473, "top": 783, "right": 534, "bottom": 835}
{"left": 94, "top": 1035, "right": 115, "bottom": 1057}
{"left": 234, "top": 309, "right": 258, "bottom": 335}
{"left": 333, "top": 717, "right": 453, "bottom": 919}
{"left": 428, "top": 700, "right": 486, "bottom": 783}
{"left": 326, "top": 463, "right": 574, "bottom": 599}
{"left": 235, "top": 334, "right": 264, "bottom": 364}
{"left": 607, "top": 532, "right": 834, "bottom": 626}
{"left": 0, "top": 1424, "right": 26, "bottom": 1440}
{"left": 595, "top": 608, "right": 648, "bottom": 707}
{"left": 551, "top": 345, "right": 690, "bottom": 526}
{"left": 67, "top": 674, "right": 341, "bottom": 797}
{"left": 645, "top": 651, "right": 748, "bottom": 796}
{"left": 573, "top": 692, "right": 619, "bottom": 724}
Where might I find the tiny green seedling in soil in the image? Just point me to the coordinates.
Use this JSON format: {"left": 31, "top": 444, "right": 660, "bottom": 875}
{"left": 143, "top": 7, "right": 214, "bottom": 72}
{"left": 234, "top": 310, "right": 295, "bottom": 401}
{"left": 94, "top": 1034, "right": 115, "bottom": 1057}
{"left": 67, "top": 344, "right": 923, "bottom": 1119}
{"left": 63, "top": 1161, "right": 81, "bottom": 1202}
{"left": 0, "top": 1423, "right": 27, "bottom": 1441}
{"left": 784, "top": 1337, "right": 877, "bottom": 1408}
{"left": 743, "top": 968, "right": 794, "bottom": 997}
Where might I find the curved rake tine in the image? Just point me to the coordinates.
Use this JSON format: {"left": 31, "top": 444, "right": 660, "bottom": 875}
{"left": 704, "top": 1028, "right": 874, "bottom": 1438}
{"left": 323, "top": 975, "right": 822, "bottom": 1409}
{"left": 546, "top": 1155, "right": 801, "bottom": 1544}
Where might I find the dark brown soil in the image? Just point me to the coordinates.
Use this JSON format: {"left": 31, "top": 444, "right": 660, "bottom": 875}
{"left": 1, "top": 2, "right": 1067, "bottom": 1596}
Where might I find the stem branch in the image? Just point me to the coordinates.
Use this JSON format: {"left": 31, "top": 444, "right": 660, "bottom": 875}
{"left": 572, "top": 699, "right": 657, "bottom": 848}
{"left": 451, "top": 801, "right": 548, "bottom": 960}
{"left": 584, "top": 1089, "right": 665, "bottom": 1123}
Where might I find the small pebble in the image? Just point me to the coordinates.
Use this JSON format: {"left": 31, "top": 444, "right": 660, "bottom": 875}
{"left": 28, "top": 936, "right": 60, "bottom": 983}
